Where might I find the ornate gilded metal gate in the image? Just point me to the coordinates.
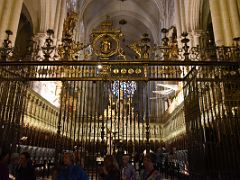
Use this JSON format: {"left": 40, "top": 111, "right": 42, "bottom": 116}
{"left": 183, "top": 66, "right": 240, "bottom": 178}
{"left": 57, "top": 80, "right": 151, "bottom": 172}
{"left": 1, "top": 59, "right": 240, "bottom": 178}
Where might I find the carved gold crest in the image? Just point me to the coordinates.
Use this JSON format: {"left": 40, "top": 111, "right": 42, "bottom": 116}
{"left": 90, "top": 16, "right": 125, "bottom": 60}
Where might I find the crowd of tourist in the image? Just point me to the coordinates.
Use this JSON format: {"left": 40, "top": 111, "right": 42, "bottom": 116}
{"left": 0, "top": 146, "right": 184, "bottom": 180}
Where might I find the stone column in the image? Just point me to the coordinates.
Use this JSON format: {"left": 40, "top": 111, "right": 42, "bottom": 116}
{"left": 174, "top": 0, "right": 182, "bottom": 37}
{"left": 179, "top": 0, "right": 187, "bottom": 33}
{"left": 54, "top": 0, "right": 62, "bottom": 40}
{"left": 219, "top": 0, "right": 233, "bottom": 46}
{"left": 57, "top": 0, "right": 67, "bottom": 42}
{"left": 49, "top": 1, "right": 57, "bottom": 29}
{"left": 238, "top": 0, "right": 240, "bottom": 14}
{"left": 0, "top": 0, "right": 5, "bottom": 23}
{"left": 0, "top": 0, "right": 15, "bottom": 43}
{"left": 228, "top": 0, "right": 240, "bottom": 38}
{"left": 209, "top": 0, "right": 224, "bottom": 46}
{"left": 39, "top": 0, "right": 50, "bottom": 32}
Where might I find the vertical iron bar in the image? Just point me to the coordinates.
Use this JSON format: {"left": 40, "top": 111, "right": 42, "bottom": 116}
{"left": 69, "top": 81, "right": 76, "bottom": 150}
{"left": 118, "top": 81, "right": 120, "bottom": 141}
{"left": 81, "top": 80, "right": 87, "bottom": 167}
{"left": 92, "top": 80, "right": 98, "bottom": 179}
{"left": 109, "top": 82, "right": 113, "bottom": 155}
{"left": 63, "top": 82, "right": 70, "bottom": 151}
{"left": 73, "top": 82, "right": 79, "bottom": 150}
{"left": 88, "top": 80, "right": 94, "bottom": 177}
{"left": 84, "top": 80, "right": 91, "bottom": 170}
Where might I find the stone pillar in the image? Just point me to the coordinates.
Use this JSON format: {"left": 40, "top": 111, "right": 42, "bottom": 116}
{"left": 54, "top": 0, "right": 62, "bottom": 40}
{"left": 179, "top": 0, "right": 187, "bottom": 33}
{"left": 209, "top": 0, "right": 224, "bottom": 46}
{"left": 238, "top": 0, "right": 240, "bottom": 14}
{"left": 39, "top": 0, "right": 50, "bottom": 32}
{"left": 174, "top": 0, "right": 182, "bottom": 37}
{"left": 237, "top": 1, "right": 240, "bottom": 16}
{"left": 228, "top": 0, "right": 240, "bottom": 38}
{"left": 0, "top": 0, "right": 5, "bottom": 25}
{"left": 49, "top": 1, "right": 57, "bottom": 29}
{"left": 185, "top": 0, "right": 192, "bottom": 32}
{"left": 57, "top": 0, "right": 67, "bottom": 41}
{"left": 0, "top": 0, "right": 15, "bottom": 43}
{"left": 219, "top": 0, "right": 233, "bottom": 46}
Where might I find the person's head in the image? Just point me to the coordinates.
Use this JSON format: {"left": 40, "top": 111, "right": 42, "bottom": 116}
{"left": 63, "top": 152, "right": 74, "bottom": 166}
{"left": 122, "top": 154, "right": 130, "bottom": 166}
{"left": 104, "top": 155, "right": 119, "bottom": 172}
{"left": 143, "top": 153, "right": 156, "bottom": 172}
{"left": 10, "top": 153, "right": 19, "bottom": 164}
{"left": 19, "top": 152, "right": 31, "bottom": 167}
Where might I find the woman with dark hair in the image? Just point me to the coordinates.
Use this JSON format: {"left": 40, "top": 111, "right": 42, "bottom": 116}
{"left": 15, "top": 152, "right": 36, "bottom": 180}
{"left": 140, "top": 153, "right": 161, "bottom": 180}
{"left": 99, "top": 155, "right": 120, "bottom": 180}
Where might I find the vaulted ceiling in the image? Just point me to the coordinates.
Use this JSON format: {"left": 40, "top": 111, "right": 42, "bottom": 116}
{"left": 77, "top": 0, "right": 175, "bottom": 44}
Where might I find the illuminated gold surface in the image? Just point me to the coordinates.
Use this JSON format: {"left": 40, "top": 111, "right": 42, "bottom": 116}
{"left": 90, "top": 16, "right": 126, "bottom": 60}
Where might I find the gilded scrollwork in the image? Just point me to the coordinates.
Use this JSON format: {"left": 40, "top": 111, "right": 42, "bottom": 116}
{"left": 57, "top": 11, "right": 90, "bottom": 60}
{"left": 127, "top": 41, "right": 141, "bottom": 59}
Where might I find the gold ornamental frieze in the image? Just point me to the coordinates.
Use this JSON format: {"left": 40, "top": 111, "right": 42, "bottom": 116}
{"left": 111, "top": 65, "right": 144, "bottom": 78}
{"left": 0, "top": 61, "right": 239, "bottom": 81}
{"left": 148, "top": 68, "right": 182, "bottom": 75}
{"left": 34, "top": 67, "right": 99, "bottom": 77}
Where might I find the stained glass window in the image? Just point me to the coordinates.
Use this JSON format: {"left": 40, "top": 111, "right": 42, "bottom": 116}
{"left": 67, "top": 0, "right": 77, "bottom": 12}
{"left": 112, "top": 81, "right": 137, "bottom": 98}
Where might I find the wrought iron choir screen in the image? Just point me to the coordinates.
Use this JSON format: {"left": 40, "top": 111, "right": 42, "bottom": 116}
{"left": 0, "top": 14, "right": 240, "bottom": 179}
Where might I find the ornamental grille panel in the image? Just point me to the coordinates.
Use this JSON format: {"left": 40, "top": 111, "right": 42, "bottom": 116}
{"left": 0, "top": 61, "right": 240, "bottom": 179}
{"left": 1, "top": 11, "right": 240, "bottom": 178}
{"left": 184, "top": 67, "right": 240, "bottom": 177}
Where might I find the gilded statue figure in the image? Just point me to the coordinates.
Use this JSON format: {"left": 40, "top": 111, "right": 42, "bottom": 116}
{"left": 143, "top": 44, "right": 150, "bottom": 59}
{"left": 101, "top": 39, "right": 111, "bottom": 54}
{"left": 63, "top": 11, "right": 78, "bottom": 36}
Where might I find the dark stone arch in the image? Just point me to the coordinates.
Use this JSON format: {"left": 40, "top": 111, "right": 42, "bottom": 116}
{"left": 15, "top": 3, "right": 33, "bottom": 59}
